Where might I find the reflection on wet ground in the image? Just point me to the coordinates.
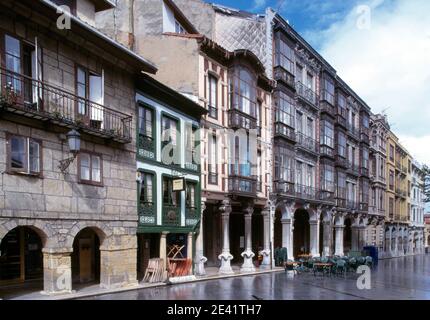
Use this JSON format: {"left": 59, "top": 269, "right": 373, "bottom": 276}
{"left": 82, "top": 255, "right": 430, "bottom": 300}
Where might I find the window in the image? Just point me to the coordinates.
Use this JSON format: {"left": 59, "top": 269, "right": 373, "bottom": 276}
{"left": 306, "top": 117, "right": 314, "bottom": 139}
{"left": 337, "top": 93, "right": 346, "bottom": 118}
{"left": 256, "top": 100, "right": 262, "bottom": 130}
{"left": 389, "top": 144, "right": 394, "bottom": 161}
{"left": 337, "top": 171, "right": 346, "bottom": 199}
{"left": 230, "top": 66, "right": 256, "bottom": 117}
{"left": 337, "top": 131, "right": 346, "bottom": 158}
{"left": 138, "top": 105, "right": 153, "bottom": 138}
{"left": 362, "top": 148, "right": 369, "bottom": 169}
{"left": 389, "top": 170, "right": 394, "bottom": 190}
{"left": 295, "top": 161, "right": 303, "bottom": 185}
{"left": 7, "top": 135, "right": 42, "bottom": 175}
{"left": 274, "top": 145, "right": 294, "bottom": 182}
{"left": 208, "top": 133, "right": 217, "bottom": 184}
{"left": 140, "top": 172, "right": 154, "bottom": 205}
{"left": 186, "top": 182, "right": 197, "bottom": 208}
{"left": 322, "top": 78, "right": 335, "bottom": 105}
{"left": 296, "top": 111, "right": 303, "bottom": 134}
{"left": 207, "top": 74, "right": 218, "bottom": 119}
{"left": 320, "top": 120, "right": 334, "bottom": 148}
{"left": 275, "top": 92, "right": 295, "bottom": 128}
{"left": 321, "top": 164, "right": 335, "bottom": 192}
{"left": 76, "top": 66, "right": 103, "bottom": 129}
{"left": 306, "top": 73, "right": 314, "bottom": 91}
{"left": 306, "top": 165, "right": 314, "bottom": 188}
{"left": 79, "top": 152, "right": 102, "bottom": 185}
{"left": 175, "top": 20, "right": 186, "bottom": 34}
{"left": 296, "top": 64, "right": 303, "bottom": 83}
{"left": 163, "top": 177, "right": 180, "bottom": 206}
{"left": 185, "top": 125, "right": 198, "bottom": 168}
{"left": 161, "top": 116, "right": 180, "bottom": 165}
{"left": 389, "top": 198, "right": 394, "bottom": 216}
{"left": 274, "top": 34, "right": 294, "bottom": 74}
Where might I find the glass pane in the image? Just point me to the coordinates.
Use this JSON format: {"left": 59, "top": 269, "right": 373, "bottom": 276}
{"left": 92, "top": 156, "right": 101, "bottom": 182}
{"left": 146, "top": 174, "right": 153, "bottom": 203}
{"left": 89, "top": 74, "right": 102, "bottom": 104}
{"left": 10, "top": 136, "right": 26, "bottom": 169}
{"left": 29, "top": 140, "right": 40, "bottom": 173}
{"left": 80, "top": 153, "right": 90, "bottom": 180}
{"left": 5, "top": 35, "right": 20, "bottom": 57}
{"left": 77, "top": 68, "right": 86, "bottom": 85}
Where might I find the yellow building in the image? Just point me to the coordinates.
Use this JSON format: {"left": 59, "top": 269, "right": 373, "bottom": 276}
{"left": 384, "top": 130, "right": 410, "bottom": 257}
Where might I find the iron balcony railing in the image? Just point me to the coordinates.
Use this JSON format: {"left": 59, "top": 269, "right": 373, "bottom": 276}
{"left": 138, "top": 201, "right": 156, "bottom": 225}
{"left": 346, "top": 123, "right": 360, "bottom": 140}
{"left": 360, "top": 127, "right": 370, "bottom": 144}
{"left": 320, "top": 145, "right": 335, "bottom": 158}
{"left": 274, "top": 65, "right": 296, "bottom": 90}
{"left": 273, "top": 181, "right": 334, "bottom": 203}
{"left": 346, "top": 200, "right": 359, "bottom": 210}
{"left": 228, "top": 175, "right": 258, "bottom": 196}
{"left": 335, "top": 155, "right": 349, "bottom": 168}
{"left": 138, "top": 134, "right": 156, "bottom": 160}
{"left": 296, "top": 81, "right": 318, "bottom": 107}
{"left": 228, "top": 108, "right": 257, "bottom": 131}
{"left": 296, "top": 132, "right": 319, "bottom": 154}
{"left": 0, "top": 67, "right": 132, "bottom": 143}
{"left": 162, "top": 204, "right": 181, "bottom": 226}
{"left": 336, "top": 109, "right": 347, "bottom": 128}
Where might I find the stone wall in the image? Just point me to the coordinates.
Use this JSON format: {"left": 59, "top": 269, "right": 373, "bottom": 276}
{"left": 0, "top": 6, "right": 139, "bottom": 292}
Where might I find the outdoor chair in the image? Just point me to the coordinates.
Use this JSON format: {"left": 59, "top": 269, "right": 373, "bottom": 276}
{"left": 335, "top": 259, "right": 347, "bottom": 277}
{"left": 365, "top": 256, "right": 374, "bottom": 269}
{"left": 347, "top": 257, "right": 357, "bottom": 272}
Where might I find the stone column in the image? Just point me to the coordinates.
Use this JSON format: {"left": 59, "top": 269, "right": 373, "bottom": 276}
{"left": 358, "top": 226, "right": 366, "bottom": 251}
{"left": 322, "top": 221, "right": 332, "bottom": 257}
{"left": 334, "top": 225, "right": 344, "bottom": 256}
{"left": 260, "top": 207, "right": 271, "bottom": 269}
{"left": 281, "top": 218, "right": 293, "bottom": 260}
{"left": 41, "top": 249, "right": 73, "bottom": 295}
{"left": 194, "top": 201, "right": 207, "bottom": 276}
{"left": 309, "top": 220, "right": 320, "bottom": 257}
{"left": 218, "top": 199, "right": 234, "bottom": 274}
{"left": 160, "top": 231, "right": 169, "bottom": 271}
{"left": 241, "top": 205, "right": 255, "bottom": 273}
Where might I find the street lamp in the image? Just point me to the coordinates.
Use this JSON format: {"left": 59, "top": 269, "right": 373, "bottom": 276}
{"left": 59, "top": 129, "right": 81, "bottom": 173}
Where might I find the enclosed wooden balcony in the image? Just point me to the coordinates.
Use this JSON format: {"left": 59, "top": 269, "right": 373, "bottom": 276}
{"left": 228, "top": 108, "right": 257, "bottom": 131}
{"left": 296, "top": 132, "right": 319, "bottom": 154}
{"left": 228, "top": 175, "right": 258, "bottom": 197}
{"left": 274, "top": 65, "right": 296, "bottom": 91}
{"left": 0, "top": 68, "right": 132, "bottom": 143}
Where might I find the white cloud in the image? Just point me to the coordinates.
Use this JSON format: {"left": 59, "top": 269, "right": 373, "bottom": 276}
{"left": 310, "top": 0, "right": 430, "bottom": 164}
{"left": 251, "top": 0, "right": 267, "bottom": 10}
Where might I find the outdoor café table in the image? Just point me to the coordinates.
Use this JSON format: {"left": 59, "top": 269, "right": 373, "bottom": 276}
{"left": 284, "top": 261, "right": 299, "bottom": 271}
{"left": 313, "top": 262, "right": 333, "bottom": 276}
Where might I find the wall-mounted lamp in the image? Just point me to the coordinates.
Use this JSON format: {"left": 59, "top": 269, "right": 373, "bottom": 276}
{"left": 58, "top": 129, "right": 81, "bottom": 173}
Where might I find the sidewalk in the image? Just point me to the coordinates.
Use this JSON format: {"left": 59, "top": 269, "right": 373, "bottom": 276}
{"left": 1, "top": 266, "right": 284, "bottom": 300}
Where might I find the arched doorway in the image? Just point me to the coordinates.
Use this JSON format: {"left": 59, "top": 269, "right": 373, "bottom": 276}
{"left": 274, "top": 207, "right": 283, "bottom": 250}
{"left": 293, "top": 209, "right": 310, "bottom": 257}
{"left": 71, "top": 228, "right": 101, "bottom": 287}
{"left": 343, "top": 218, "right": 352, "bottom": 255}
{"left": 0, "top": 227, "right": 43, "bottom": 286}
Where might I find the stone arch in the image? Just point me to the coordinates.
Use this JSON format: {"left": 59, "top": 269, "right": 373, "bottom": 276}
{"left": 64, "top": 222, "right": 112, "bottom": 250}
{"left": 0, "top": 219, "right": 49, "bottom": 248}
{"left": 275, "top": 201, "right": 294, "bottom": 220}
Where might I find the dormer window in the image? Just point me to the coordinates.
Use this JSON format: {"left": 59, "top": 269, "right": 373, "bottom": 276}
{"left": 175, "top": 20, "right": 186, "bottom": 34}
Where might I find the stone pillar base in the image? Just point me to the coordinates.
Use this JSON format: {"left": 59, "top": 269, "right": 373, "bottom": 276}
{"left": 259, "top": 249, "right": 271, "bottom": 269}
{"left": 42, "top": 250, "right": 73, "bottom": 295}
{"left": 240, "top": 250, "right": 255, "bottom": 273}
{"left": 218, "top": 252, "right": 234, "bottom": 274}
{"left": 194, "top": 255, "right": 207, "bottom": 276}
{"left": 100, "top": 246, "right": 138, "bottom": 289}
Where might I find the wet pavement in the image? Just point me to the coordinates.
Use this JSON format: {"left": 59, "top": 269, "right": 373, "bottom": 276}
{"left": 81, "top": 254, "right": 430, "bottom": 300}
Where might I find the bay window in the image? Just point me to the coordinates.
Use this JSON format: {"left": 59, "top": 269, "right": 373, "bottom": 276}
{"left": 337, "top": 131, "right": 347, "bottom": 158}
{"left": 274, "top": 34, "right": 295, "bottom": 74}
{"left": 161, "top": 115, "right": 180, "bottom": 165}
{"left": 230, "top": 66, "right": 256, "bottom": 117}
{"left": 320, "top": 120, "right": 334, "bottom": 148}
{"left": 186, "top": 182, "right": 197, "bottom": 209}
{"left": 274, "top": 145, "right": 294, "bottom": 182}
{"left": 140, "top": 172, "right": 154, "bottom": 206}
{"left": 320, "top": 164, "right": 335, "bottom": 192}
{"left": 275, "top": 91, "right": 295, "bottom": 128}
{"left": 207, "top": 74, "right": 218, "bottom": 119}
{"left": 322, "top": 78, "right": 335, "bottom": 105}
{"left": 138, "top": 104, "right": 155, "bottom": 159}
{"left": 163, "top": 177, "right": 180, "bottom": 207}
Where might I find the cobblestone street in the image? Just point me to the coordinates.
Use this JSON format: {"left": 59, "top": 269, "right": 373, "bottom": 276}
{"left": 80, "top": 254, "right": 430, "bottom": 300}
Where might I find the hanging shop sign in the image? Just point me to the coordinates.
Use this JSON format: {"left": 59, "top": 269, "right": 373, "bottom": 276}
{"left": 172, "top": 177, "right": 185, "bottom": 192}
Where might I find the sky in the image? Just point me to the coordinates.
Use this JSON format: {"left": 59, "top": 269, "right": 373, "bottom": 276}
{"left": 208, "top": 0, "right": 430, "bottom": 166}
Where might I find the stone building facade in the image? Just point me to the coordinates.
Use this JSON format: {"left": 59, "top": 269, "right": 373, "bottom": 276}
{"left": 0, "top": 0, "right": 157, "bottom": 294}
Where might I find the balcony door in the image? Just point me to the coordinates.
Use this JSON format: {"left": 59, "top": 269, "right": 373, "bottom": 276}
{"left": 76, "top": 66, "right": 104, "bottom": 130}
{"left": 2, "top": 34, "right": 42, "bottom": 109}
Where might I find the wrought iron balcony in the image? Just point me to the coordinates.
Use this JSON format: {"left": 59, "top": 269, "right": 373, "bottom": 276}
{"left": 395, "top": 188, "right": 407, "bottom": 199}
{"left": 0, "top": 67, "right": 132, "bottom": 143}
{"left": 139, "top": 201, "right": 156, "bottom": 225}
{"left": 228, "top": 175, "right": 258, "bottom": 197}
{"left": 295, "top": 81, "right": 318, "bottom": 107}
{"left": 295, "top": 184, "right": 319, "bottom": 201}
{"left": 346, "top": 123, "right": 360, "bottom": 140}
{"left": 319, "top": 190, "right": 335, "bottom": 203}
{"left": 138, "top": 134, "right": 155, "bottom": 160}
{"left": 360, "top": 127, "right": 370, "bottom": 144}
{"left": 185, "top": 206, "right": 199, "bottom": 227}
{"left": 336, "top": 111, "right": 347, "bottom": 129}
{"left": 273, "top": 180, "right": 295, "bottom": 197}
{"left": 162, "top": 204, "right": 181, "bottom": 226}
{"left": 347, "top": 162, "right": 360, "bottom": 176}
{"left": 274, "top": 66, "right": 296, "bottom": 90}
{"left": 296, "top": 132, "right": 319, "bottom": 154}
{"left": 359, "top": 202, "right": 369, "bottom": 212}
{"left": 274, "top": 122, "right": 296, "bottom": 143}
{"left": 228, "top": 108, "right": 257, "bottom": 131}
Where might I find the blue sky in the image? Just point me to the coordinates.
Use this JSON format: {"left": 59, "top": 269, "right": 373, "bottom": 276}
{"left": 207, "top": 0, "right": 430, "bottom": 167}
